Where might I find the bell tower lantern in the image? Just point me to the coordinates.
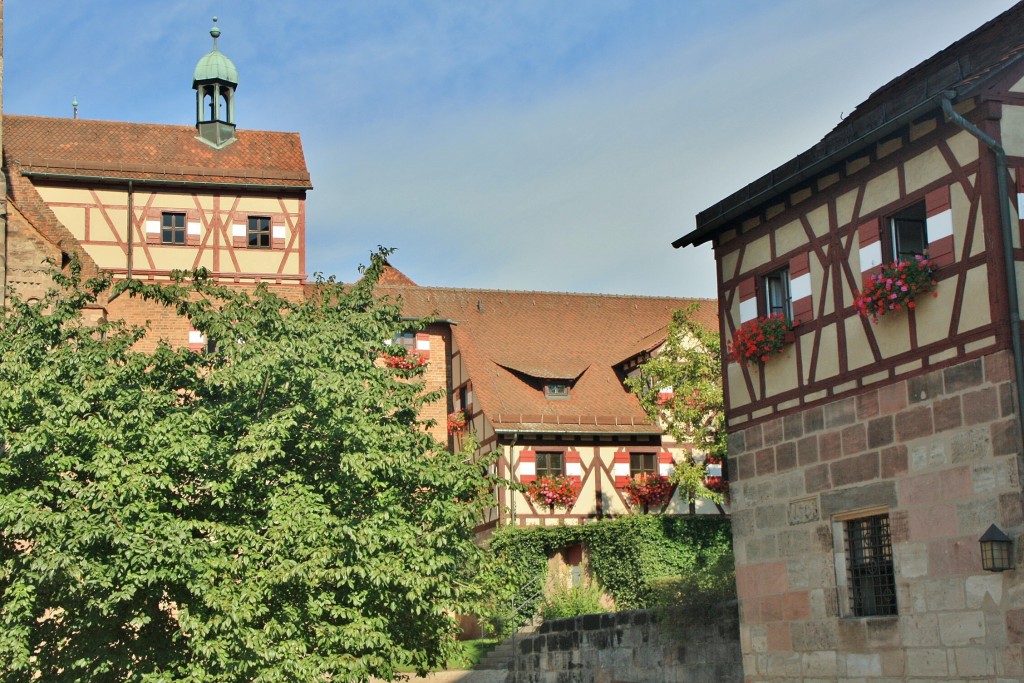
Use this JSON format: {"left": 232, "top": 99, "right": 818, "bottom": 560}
{"left": 192, "top": 17, "right": 238, "bottom": 149}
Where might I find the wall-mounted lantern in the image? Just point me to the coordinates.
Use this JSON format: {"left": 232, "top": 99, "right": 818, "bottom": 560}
{"left": 979, "top": 524, "right": 1013, "bottom": 572}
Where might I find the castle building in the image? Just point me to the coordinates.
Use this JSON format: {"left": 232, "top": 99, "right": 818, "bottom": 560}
{"left": 674, "top": 3, "right": 1024, "bottom": 680}
{"left": 3, "top": 18, "right": 311, "bottom": 348}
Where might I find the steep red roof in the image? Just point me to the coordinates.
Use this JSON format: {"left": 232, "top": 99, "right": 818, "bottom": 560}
{"left": 380, "top": 285, "right": 717, "bottom": 434}
{"left": 3, "top": 115, "right": 310, "bottom": 189}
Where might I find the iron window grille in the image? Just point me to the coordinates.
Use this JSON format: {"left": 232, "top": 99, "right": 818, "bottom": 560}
{"left": 846, "top": 514, "right": 897, "bottom": 617}
{"left": 161, "top": 212, "right": 186, "bottom": 245}
{"left": 247, "top": 216, "right": 271, "bottom": 248}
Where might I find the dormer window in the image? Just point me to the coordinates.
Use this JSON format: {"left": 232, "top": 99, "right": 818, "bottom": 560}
{"left": 544, "top": 383, "right": 570, "bottom": 399}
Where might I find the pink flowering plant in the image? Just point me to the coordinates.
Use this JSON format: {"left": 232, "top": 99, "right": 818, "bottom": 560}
{"left": 447, "top": 411, "right": 468, "bottom": 434}
{"left": 525, "top": 475, "right": 581, "bottom": 510}
{"left": 854, "top": 255, "right": 937, "bottom": 323}
{"left": 726, "top": 314, "right": 794, "bottom": 365}
{"left": 624, "top": 473, "right": 674, "bottom": 509}
{"left": 382, "top": 351, "right": 427, "bottom": 370}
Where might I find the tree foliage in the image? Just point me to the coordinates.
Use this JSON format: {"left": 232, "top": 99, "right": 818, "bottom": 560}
{"left": 625, "top": 305, "right": 726, "bottom": 510}
{"left": 0, "top": 252, "right": 491, "bottom": 682}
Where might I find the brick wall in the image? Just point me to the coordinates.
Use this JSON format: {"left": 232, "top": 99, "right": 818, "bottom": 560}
{"left": 510, "top": 604, "right": 742, "bottom": 682}
{"left": 727, "top": 350, "right": 1024, "bottom": 681}
{"left": 6, "top": 207, "right": 61, "bottom": 303}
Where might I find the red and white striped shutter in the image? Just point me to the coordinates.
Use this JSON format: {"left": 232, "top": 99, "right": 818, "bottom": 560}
{"left": 518, "top": 449, "right": 536, "bottom": 484}
{"left": 232, "top": 214, "right": 247, "bottom": 248}
{"left": 566, "top": 451, "right": 583, "bottom": 484}
{"left": 415, "top": 333, "right": 431, "bottom": 360}
{"left": 613, "top": 451, "right": 631, "bottom": 488}
{"left": 1017, "top": 169, "right": 1024, "bottom": 239}
{"left": 858, "top": 217, "right": 883, "bottom": 281}
{"left": 658, "top": 452, "right": 675, "bottom": 477}
{"left": 657, "top": 386, "right": 674, "bottom": 404}
{"left": 145, "top": 209, "right": 161, "bottom": 245}
{"left": 925, "top": 185, "right": 954, "bottom": 268}
{"left": 272, "top": 215, "right": 287, "bottom": 249}
{"left": 188, "top": 327, "right": 206, "bottom": 352}
{"left": 738, "top": 277, "right": 758, "bottom": 323}
{"left": 186, "top": 209, "right": 202, "bottom": 246}
{"left": 788, "top": 252, "right": 812, "bottom": 325}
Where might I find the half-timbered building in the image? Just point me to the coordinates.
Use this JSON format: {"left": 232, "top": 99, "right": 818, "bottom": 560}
{"left": 673, "top": 3, "right": 1024, "bottom": 681}
{"left": 2, "top": 20, "right": 311, "bottom": 348}
{"left": 377, "top": 277, "right": 719, "bottom": 536}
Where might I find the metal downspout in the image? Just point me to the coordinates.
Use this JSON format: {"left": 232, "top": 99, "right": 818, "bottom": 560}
{"left": 941, "top": 95, "right": 1024, "bottom": 432}
{"left": 507, "top": 432, "right": 519, "bottom": 528}
{"left": 126, "top": 180, "right": 133, "bottom": 279}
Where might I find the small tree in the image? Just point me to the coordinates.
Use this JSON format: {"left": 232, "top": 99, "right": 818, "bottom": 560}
{"left": 626, "top": 305, "right": 726, "bottom": 513}
{"left": 0, "top": 251, "right": 492, "bottom": 682}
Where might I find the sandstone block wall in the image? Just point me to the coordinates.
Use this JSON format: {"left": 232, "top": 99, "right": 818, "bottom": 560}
{"left": 510, "top": 604, "right": 741, "bottom": 683}
{"left": 727, "top": 350, "right": 1024, "bottom": 681}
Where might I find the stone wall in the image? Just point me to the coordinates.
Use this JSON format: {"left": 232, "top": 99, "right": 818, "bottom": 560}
{"left": 509, "top": 603, "right": 742, "bottom": 683}
{"left": 728, "top": 350, "right": 1024, "bottom": 680}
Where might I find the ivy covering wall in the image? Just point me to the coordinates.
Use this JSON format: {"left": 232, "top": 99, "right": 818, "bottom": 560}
{"left": 482, "top": 515, "right": 733, "bottom": 633}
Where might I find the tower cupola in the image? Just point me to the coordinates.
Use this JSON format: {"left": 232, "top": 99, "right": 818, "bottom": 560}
{"left": 192, "top": 17, "right": 238, "bottom": 148}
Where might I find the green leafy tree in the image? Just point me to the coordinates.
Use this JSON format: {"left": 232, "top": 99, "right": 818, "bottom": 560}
{"left": 626, "top": 305, "right": 726, "bottom": 513}
{"left": 0, "top": 251, "right": 492, "bottom": 682}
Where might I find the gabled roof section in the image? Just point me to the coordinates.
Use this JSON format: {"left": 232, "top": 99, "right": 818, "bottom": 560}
{"left": 677, "top": 1, "right": 1024, "bottom": 248}
{"left": 379, "top": 284, "right": 717, "bottom": 434}
{"left": 6, "top": 161, "right": 101, "bottom": 281}
{"left": 3, "top": 115, "right": 311, "bottom": 189}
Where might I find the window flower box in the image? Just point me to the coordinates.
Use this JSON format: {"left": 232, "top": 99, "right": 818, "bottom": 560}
{"left": 726, "top": 313, "right": 795, "bottom": 365}
{"left": 854, "top": 255, "right": 937, "bottom": 323}
{"left": 382, "top": 352, "right": 427, "bottom": 370}
{"left": 525, "top": 475, "right": 581, "bottom": 510}
{"left": 447, "top": 410, "right": 468, "bottom": 434}
{"left": 624, "top": 473, "right": 673, "bottom": 512}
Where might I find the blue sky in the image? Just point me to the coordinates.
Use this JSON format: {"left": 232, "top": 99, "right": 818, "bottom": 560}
{"left": 4, "top": 0, "right": 1018, "bottom": 297}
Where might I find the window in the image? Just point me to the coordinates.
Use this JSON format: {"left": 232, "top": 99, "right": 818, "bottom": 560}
{"left": 630, "top": 452, "right": 657, "bottom": 477}
{"left": 890, "top": 202, "right": 927, "bottom": 261}
{"left": 846, "top": 514, "right": 897, "bottom": 617}
{"left": 247, "top": 216, "right": 271, "bottom": 248}
{"left": 763, "top": 268, "right": 792, "bottom": 319}
{"left": 161, "top": 212, "right": 186, "bottom": 245}
{"left": 536, "top": 451, "right": 563, "bottom": 478}
{"left": 393, "top": 333, "right": 416, "bottom": 351}
{"left": 544, "top": 383, "right": 570, "bottom": 399}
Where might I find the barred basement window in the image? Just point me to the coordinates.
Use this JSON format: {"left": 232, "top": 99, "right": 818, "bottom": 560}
{"left": 846, "top": 514, "right": 897, "bottom": 617}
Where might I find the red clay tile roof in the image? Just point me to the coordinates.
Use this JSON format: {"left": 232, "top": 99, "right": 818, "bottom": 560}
{"left": 3, "top": 115, "right": 310, "bottom": 189}
{"left": 684, "top": 1, "right": 1024, "bottom": 244}
{"left": 379, "top": 284, "right": 717, "bottom": 434}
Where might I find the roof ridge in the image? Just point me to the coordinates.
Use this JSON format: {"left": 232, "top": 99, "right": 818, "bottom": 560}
{"left": 379, "top": 283, "right": 714, "bottom": 301}
{"left": 3, "top": 113, "right": 302, "bottom": 136}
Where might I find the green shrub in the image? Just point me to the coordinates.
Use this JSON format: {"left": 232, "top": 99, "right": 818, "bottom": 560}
{"left": 476, "top": 515, "right": 733, "bottom": 633}
{"left": 539, "top": 583, "right": 609, "bottom": 621}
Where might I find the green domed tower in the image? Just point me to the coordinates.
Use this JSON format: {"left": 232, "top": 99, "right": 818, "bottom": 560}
{"left": 193, "top": 17, "right": 238, "bottom": 148}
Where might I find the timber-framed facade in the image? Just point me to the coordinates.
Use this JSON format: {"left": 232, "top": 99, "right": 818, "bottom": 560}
{"left": 675, "top": 3, "right": 1024, "bottom": 681}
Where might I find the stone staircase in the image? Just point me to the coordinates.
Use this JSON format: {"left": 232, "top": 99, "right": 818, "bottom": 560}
{"left": 473, "top": 623, "right": 540, "bottom": 673}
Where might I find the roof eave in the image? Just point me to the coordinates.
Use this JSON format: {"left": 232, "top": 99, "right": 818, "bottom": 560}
{"left": 673, "top": 94, "right": 949, "bottom": 249}
{"left": 18, "top": 169, "right": 313, "bottom": 192}
{"left": 677, "top": 42, "right": 1024, "bottom": 251}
